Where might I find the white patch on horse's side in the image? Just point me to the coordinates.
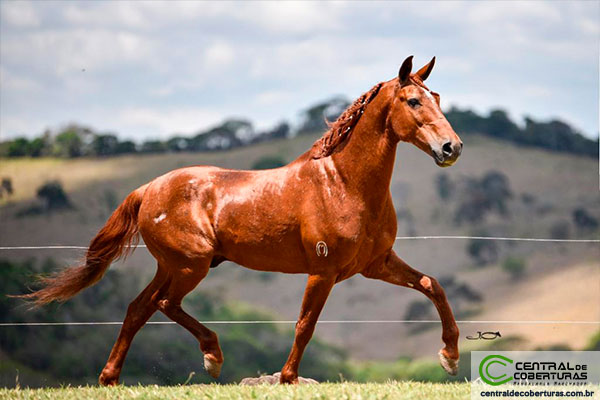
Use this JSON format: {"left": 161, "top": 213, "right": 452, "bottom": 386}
{"left": 316, "top": 241, "right": 328, "bottom": 257}
{"left": 153, "top": 213, "right": 167, "bottom": 223}
{"left": 421, "top": 86, "right": 435, "bottom": 102}
{"left": 189, "top": 179, "right": 197, "bottom": 184}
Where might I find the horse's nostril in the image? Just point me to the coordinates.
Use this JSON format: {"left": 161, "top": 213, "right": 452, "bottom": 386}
{"left": 442, "top": 142, "right": 453, "bottom": 157}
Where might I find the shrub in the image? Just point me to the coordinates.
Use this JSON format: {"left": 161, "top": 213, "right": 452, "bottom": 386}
{"left": 572, "top": 208, "right": 599, "bottom": 231}
{"left": 36, "top": 181, "right": 72, "bottom": 211}
{"left": 435, "top": 173, "right": 453, "bottom": 200}
{"left": 501, "top": 256, "right": 526, "bottom": 280}
{"left": 549, "top": 220, "right": 570, "bottom": 239}
{"left": 467, "top": 238, "right": 498, "bottom": 266}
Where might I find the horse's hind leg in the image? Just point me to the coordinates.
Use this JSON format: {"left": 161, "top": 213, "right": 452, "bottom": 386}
{"left": 362, "top": 250, "right": 460, "bottom": 375}
{"left": 99, "top": 267, "right": 169, "bottom": 386}
{"left": 156, "top": 257, "right": 224, "bottom": 379}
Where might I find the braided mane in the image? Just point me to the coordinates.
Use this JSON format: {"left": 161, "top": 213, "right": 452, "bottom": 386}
{"left": 310, "top": 82, "right": 384, "bottom": 159}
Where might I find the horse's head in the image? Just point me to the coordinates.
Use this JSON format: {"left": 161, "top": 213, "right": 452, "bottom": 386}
{"left": 387, "top": 56, "right": 462, "bottom": 167}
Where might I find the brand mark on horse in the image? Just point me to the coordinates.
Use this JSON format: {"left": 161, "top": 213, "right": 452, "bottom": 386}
{"left": 315, "top": 241, "right": 328, "bottom": 257}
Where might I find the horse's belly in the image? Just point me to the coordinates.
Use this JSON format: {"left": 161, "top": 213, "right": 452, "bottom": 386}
{"left": 218, "top": 233, "right": 309, "bottom": 273}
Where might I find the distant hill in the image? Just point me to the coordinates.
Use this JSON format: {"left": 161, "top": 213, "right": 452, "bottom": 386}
{"left": 1, "top": 99, "right": 597, "bottom": 160}
{"left": 1, "top": 131, "right": 598, "bottom": 364}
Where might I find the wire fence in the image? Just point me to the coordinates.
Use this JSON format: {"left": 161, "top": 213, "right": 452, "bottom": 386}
{"left": 1, "top": 236, "right": 599, "bottom": 250}
{"left": 1, "top": 320, "right": 599, "bottom": 327}
{"left": 1, "top": 235, "right": 598, "bottom": 327}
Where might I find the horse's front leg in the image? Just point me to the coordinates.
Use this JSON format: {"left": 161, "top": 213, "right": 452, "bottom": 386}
{"left": 280, "top": 274, "right": 336, "bottom": 384}
{"left": 362, "top": 250, "right": 460, "bottom": 375}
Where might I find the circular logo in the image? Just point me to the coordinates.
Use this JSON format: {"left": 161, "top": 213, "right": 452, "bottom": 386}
{"left": 479, "top": 354, "right": 514, "bottom": 386}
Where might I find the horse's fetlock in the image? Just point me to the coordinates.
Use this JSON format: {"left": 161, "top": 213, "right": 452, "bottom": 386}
{"left": 280, "top": 367, "right": 298, "bottom": 384}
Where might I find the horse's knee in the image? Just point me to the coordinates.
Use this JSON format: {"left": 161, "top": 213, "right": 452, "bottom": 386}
{"left": 419, "top": 276, "right": 434, "bottom": 293}
{"left": 157, "top": 298, "right": 177, "bottom": 314}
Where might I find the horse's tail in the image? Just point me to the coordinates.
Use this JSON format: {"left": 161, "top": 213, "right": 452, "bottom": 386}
{"left": 16, "top": 185, "right": 148, "bottom": 306}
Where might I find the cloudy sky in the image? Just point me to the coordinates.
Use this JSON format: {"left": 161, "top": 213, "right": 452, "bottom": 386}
{"left": 1, "top": 1, "right": 598, "bottom": 141}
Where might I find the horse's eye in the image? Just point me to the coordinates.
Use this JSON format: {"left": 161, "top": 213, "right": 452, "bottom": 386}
{"left": 407, "top": 98, "right": 421, "bottom": 108}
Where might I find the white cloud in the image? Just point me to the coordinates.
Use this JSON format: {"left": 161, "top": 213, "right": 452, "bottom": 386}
{"left": 0, "top": 1, "right": 598, "bottom": 140}
{"left": 255, "top": 90, "right": 292, "bottom": 106}
{"left": 204, "top": 42, "right": 235, "bottom": 70}
{"left": 115, "top": 107, "right": 224, "bottom": 139}
{"left": 1, "top": 29, "right": 155, "bottom": 77}
{"left": 0, "top": 66, "right": 40, "bottom": 92}
{"left": 0, "top": 1, "right": 40, "bottom": 28}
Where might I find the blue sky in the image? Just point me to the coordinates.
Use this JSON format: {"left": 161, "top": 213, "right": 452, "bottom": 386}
{"left": 1, "top": 1, "right": 598, "bottom": 141}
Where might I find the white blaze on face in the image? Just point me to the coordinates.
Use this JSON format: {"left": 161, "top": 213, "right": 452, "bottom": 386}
{"left": 421, "top": 86, "right": 435, "bottom": 103}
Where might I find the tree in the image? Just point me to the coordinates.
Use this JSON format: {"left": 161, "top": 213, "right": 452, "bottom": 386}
{"left": 166, "top": 136, "right": 190, "bottom": 152}
{"left": 189, "top": 119, "right": 250, "bottom": 151}
{"left": 28, "top": 136, "right": 50, "bottom": 157}
{"left": 140, "top": 140, "right": 167, "bottom": 154}
{"left": 91, "top": 134, "right": 119, "bottom": 156}
{"left": 53, "top": 130, "right": 83, "bottom": 158}
{"left": 115, "top": 140, "right": 137, "bottom": 154}
{"left": 36, "top": 181, "right": 72, "bottom": 210}
{"left": 253, "top": 122, "right": 290, "bottom": 143}
{"left": 7, "top": 138, "right": 30, "bottom": 157}
{"left": 297, "top": 97, "right": 349, "bottom": 135}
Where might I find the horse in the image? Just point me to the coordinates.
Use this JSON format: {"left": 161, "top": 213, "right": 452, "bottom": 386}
{"left": 19, "top": 56, "right": 463, "bottom": 385}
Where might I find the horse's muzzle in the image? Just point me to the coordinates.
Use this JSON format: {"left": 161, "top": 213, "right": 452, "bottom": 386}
{"left": 433, "top": 141, "right": 462, "bottom": 167}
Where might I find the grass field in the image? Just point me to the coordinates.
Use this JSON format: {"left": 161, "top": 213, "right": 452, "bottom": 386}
{"left": 0, "top": 382, "right": 471, "bottom": 400}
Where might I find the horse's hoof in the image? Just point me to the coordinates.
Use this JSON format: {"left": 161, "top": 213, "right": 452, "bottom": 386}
{"left": 98, "top": 372, "right": 119, "bottom": 386}
{"left": 438, "top": 350, "right": 459, "bottom": 376}
{"left": 204, "top": 354, "right": 223, "bottom": 379}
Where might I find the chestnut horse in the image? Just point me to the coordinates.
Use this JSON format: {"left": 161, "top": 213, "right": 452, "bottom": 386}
{"left": 21, "top": 56, "right": 462, "bottom": 385}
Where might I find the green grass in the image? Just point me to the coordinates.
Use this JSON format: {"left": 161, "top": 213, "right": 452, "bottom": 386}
{"left": 0, "top": 382, "right": 471, "bottom": 400}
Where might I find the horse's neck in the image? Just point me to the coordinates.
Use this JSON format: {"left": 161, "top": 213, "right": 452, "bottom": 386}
{"left": 332, "top": 96, "right": 397, "bottom": 205}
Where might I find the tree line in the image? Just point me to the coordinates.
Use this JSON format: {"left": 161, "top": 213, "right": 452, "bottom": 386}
{"left": 1, "top": 99, "right": 597, "bottom": 159}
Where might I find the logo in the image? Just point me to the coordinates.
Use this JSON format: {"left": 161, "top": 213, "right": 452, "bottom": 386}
{"left": 467, "top": 331, "right": 502, "bottom": 340}
{"left": 479, "top": 354, "right": 514, "bottom": 386}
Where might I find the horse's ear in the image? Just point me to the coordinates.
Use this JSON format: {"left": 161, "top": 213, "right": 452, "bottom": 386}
{"left": 398, "top": 55, "right": 413, "bottom": 85}
{"left": 416, "top": 56, "right": 436, "bottom": 81}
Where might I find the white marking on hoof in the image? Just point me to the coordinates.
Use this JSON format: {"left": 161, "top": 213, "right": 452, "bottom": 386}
{"left": 204, "top": 355, "right": 222, "bottom": 379}
{"left": 316, "top": 241, "right": 328, "bottom": 257}
{"left": 438, "top": 350, "right": 459, "bottom": 376}
{"left": 153, "top": 213, "right": 167, "bottom": 224}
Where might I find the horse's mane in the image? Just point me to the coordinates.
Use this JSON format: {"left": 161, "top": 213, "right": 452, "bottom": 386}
{"left": 310, "top": 82, "right": 384, "bottom": 159}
